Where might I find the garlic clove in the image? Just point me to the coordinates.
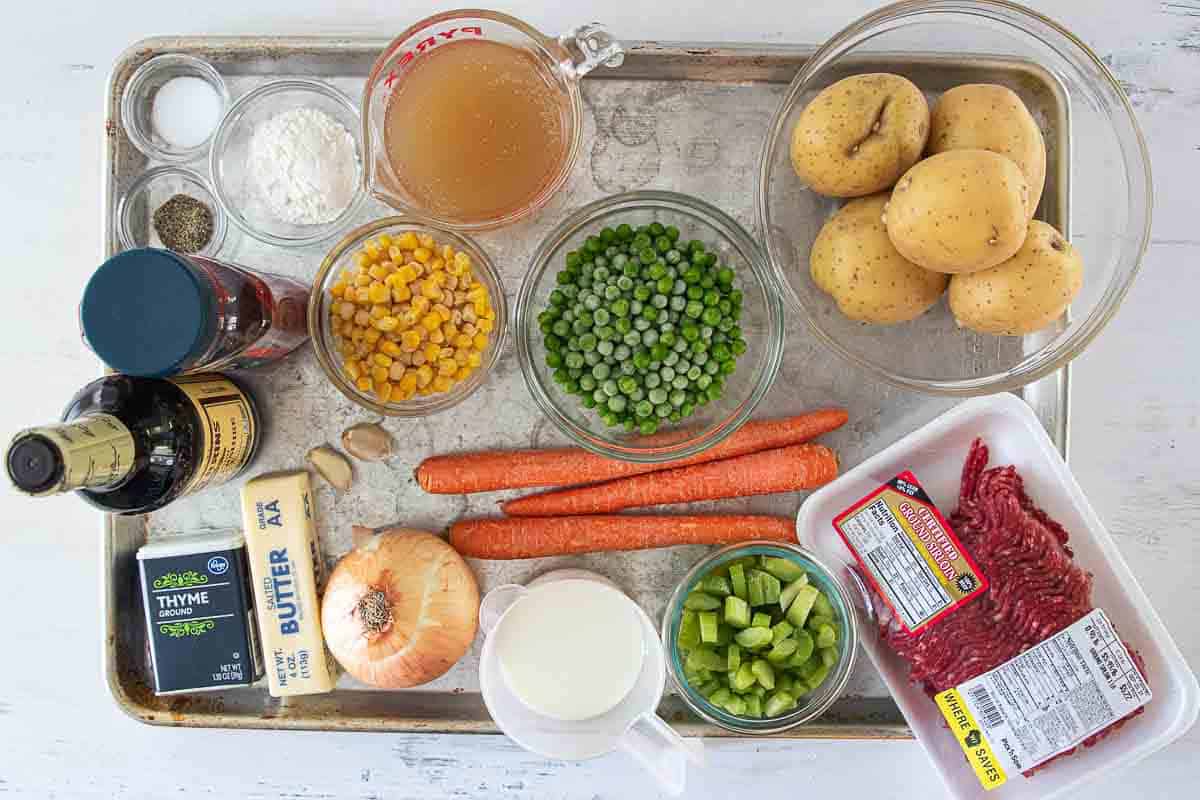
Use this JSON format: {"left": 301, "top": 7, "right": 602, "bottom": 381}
{"left": 307, "top": 445, "right": 354, "bottom": 491}
{"left": 341, "top": 422, "right": 396, "bottom": 462}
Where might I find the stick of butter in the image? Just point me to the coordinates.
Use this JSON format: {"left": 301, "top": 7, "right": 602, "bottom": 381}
{"left": 240, "top": 470, "right": 334, "bottom": 696}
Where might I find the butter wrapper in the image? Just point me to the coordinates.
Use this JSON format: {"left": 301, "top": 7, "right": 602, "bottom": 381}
{"left": 240, "top": 470, "right": 334, "bottom": 696}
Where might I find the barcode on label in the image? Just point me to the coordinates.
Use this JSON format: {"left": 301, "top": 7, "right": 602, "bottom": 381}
{"left": 969, "top": 684, "right": 1004, "bottom": 729}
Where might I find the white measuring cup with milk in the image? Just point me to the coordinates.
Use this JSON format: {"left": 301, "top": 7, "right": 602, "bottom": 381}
{"left": 479, "top": 569, "right": 703, "bottom": 795}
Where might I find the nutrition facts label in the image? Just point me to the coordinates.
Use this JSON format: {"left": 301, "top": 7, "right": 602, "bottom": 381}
{"left": 937, "top": 608, "right": 1152, "bottom": 788}
{"left": 834, "top": 472, "right": 986, "bottom": 633}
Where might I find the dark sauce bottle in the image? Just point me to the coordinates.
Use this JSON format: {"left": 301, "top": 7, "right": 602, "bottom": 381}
{"left": 5, "top": 373, "right": 259, "bottom": 514}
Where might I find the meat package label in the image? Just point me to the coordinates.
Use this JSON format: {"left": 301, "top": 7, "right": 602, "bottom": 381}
{"left": 935, "top": 608, "right": 1152, "bottom": 790}
{"left": 833, "top": 470, "right": 987, "bottom": 633}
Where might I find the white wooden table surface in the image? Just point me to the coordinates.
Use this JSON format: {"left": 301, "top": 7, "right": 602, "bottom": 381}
{"left": 1, "top": 0, "right": 1197, "bottom": 797}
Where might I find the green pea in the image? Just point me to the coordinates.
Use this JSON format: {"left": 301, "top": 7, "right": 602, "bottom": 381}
{"left": 685, "top": 300, "right": 704, "bottom": 319}
{"left": 545, "top": 352, "right": 563, "bottom": 368}
{"left": 701, "top": 307, "right": 722, "bottom": 326}
{"left": 635, "top": 400, "right": 654, "bottom": 418}
{"left": 616, "top": 223, "right": 634, "bottom": 240}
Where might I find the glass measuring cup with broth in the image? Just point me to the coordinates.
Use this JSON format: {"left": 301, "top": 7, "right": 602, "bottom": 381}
{"left": 362, "top": 10, "right": 625, "bottom": 230}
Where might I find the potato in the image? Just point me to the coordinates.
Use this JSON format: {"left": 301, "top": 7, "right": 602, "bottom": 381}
{"left": 790, "top": 73, "right": 929, "bottom": 198}
{"left": 810, "top": 194, "right": 949, "bottom": 324}
{"left": 928, "top": 84, "right": 1047, "bottom": 217}
{"left": 883, "top": 149, "right": 1030, "bottom": 274}
{"left": 948, "top": 221, "right": 1083, "bottom": 335}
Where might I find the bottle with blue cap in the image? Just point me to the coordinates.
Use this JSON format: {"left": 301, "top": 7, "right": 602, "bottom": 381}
{"left": 79, "top": 248, "right": 309, "bottom": 377}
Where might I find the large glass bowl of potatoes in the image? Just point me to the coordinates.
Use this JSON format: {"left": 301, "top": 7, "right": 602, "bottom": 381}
{"left": 756, "top": 0, "right": 1151, "bottom": 396}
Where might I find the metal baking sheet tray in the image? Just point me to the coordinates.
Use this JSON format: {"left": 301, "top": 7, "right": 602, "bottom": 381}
{"left": 102, "top": 36, "right": 1070, "bottom": 737}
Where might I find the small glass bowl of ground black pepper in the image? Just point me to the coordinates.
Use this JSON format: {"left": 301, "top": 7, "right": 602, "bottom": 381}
{"left": 117, "top": 165, "right": 227, "bottom": 256}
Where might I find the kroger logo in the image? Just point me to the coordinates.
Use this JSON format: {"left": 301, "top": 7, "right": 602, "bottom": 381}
{"left": 207, "top": 555, "right": 230, "bottom": 576}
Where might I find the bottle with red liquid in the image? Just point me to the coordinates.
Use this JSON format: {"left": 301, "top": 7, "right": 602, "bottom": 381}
{"left": 80, "top": 248, "right": 309, "bottom": 376}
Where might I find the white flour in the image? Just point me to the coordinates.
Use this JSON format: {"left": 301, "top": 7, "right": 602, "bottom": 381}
{"left": 248, "top": 107, "right": 358, "bottom": 225}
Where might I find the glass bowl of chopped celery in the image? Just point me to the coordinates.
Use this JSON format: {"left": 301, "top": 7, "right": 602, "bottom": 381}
{"left": 515, "top": 190, "right": 785, "bottom": 463}
{"left": 662, "top": 541, "right": 859, "bottom": 734}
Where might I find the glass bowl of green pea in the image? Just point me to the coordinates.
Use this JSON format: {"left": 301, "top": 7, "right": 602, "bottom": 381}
{"left": 515, "top": 190, "right": 785, "bottom": 462}
{"left": 662, "top": 542, "right": 859, "bottom": 734}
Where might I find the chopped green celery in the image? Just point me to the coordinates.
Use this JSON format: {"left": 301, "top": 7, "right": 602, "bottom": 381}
{"left": 747, "top": 573, "right": 766, "bottom": 606}
{"left": 770, "top": 620, "right": 794, "bottom": 644}
{"left": 723, "top": 695, "right": 747, "bottom": 716}
{"left": 700, "top": 575, "right": 732, "bottom": 596}
{"left": 775, "top": 674, "right": 796, "bottom": 696}
{"left": 766, "top": 638, "right": 799, "bottom": 664}
{"left": 785, "top": 584, "right": 820, "bottom": 628}
{"left": 820, "top": 646, "right": 838, "bottom": 669}
{"left": 726, "top": 643, "right": 742, "bottom": 672}
{"left": 763, "top": 690, "right": 796, "bottom": 717}
{"left": 788, "top": 630, "right": 815, "bottom": 666}
{"left": 748, "top": 569, "right": 781, "bottom": 605}
{"left": 751, "top": 659, "right": 775, "bottom": 690}
{"left": 744, "top": 694, "right": 763, "bottom": 718}
{"left": 806, "top": 664, "right": 832, "bottom": 691}
{"left": 685, "top": 665, "right": 711, "bottom": 684}
{"left": 724, "top": 595, "right": 751, "bottom": 628}
{"left": 729, "top": 563, "right": 748, "bottom": 600}
{"left": 815, "top": 622, "right": 837, "bottom": 649}
{"left": 708, "top": 687, "right": 732, "bottom": 708}
{"left": 698, "top": 611, "right": 719, "bottom": 644}
{"left": 732, "top": 662, "right": 757, "bottom": 692}
{"left": 749, "top": 684, "right": 767, "bottom": 699}
{"left": 811, "top": 590, "right": 834, "bottom": 618}
{"left": 684, "top": 591, "right": 721, "bottom": 611}
{"left": 677, "top": 610, "right": 701, "bottom": 650}
{"left": 686, "top": 647, "right": 725, "bottom": 672}
{"left": 778, "top": 574, "right": 810, "bottom": 612}
{"left": 716, "top": 623, "right": 733, "bottom": 645}
{"left": 797, "top": 653, "right": 822, "bottom": 679}
{"left": 733, "top": 626, "right": 772, "bottom": 649}
{"left": 751, "top": 611, "right": 772, "bottom": 629}
{"left": 806, "top": 613, "right": 834, "bottom": 633}
{"left": 761, "top": 557, "right": 806, "bottom": 582}
{"left": 697, "top": 679, "right": 722, "bottom": 698}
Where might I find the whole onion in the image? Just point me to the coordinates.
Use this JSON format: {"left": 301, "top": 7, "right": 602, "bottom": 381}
{"left": 321, "top": 527, "right": 479, "bottom": 688}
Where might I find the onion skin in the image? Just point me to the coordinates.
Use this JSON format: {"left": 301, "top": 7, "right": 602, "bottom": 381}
{"left": 321, "top": 528, "right": 479, "bottom": 688}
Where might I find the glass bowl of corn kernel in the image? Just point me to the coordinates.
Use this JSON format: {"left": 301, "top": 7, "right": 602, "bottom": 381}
{"left": 309, "top": 217, "right": 507, "bottom": 416}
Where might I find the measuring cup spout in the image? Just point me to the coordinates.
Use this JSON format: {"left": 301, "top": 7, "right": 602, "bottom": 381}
{"left": 479, "top": 584, "right": 528, "bottom": 635}
{"left": 617, "top": 712, "right": 704, "bottom": 796}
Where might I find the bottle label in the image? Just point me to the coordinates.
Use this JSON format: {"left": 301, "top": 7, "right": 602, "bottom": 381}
{"left": 15, "top": 413, "right": 136, "bottom": 494}
{"left": 171, "top": 375, "right": 256, "bottom": 497}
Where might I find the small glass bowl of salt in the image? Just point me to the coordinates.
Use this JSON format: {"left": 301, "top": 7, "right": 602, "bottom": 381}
{"left": 210, "top": 78, "right": 366, "bottom": 248}
{"left": 121, "top": 54, "right": 229, "bottom": 164}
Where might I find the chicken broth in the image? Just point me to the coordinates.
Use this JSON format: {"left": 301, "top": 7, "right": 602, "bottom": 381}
{"left": 383, "top": 39, "right": 570, "bottom": 223}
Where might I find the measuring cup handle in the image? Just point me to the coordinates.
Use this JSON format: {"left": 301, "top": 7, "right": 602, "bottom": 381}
{"left": 617, "top": 713, "right": 704, "bottom": 797}
{"left": 557, "top": 23, "right": 625, "bottom": 78}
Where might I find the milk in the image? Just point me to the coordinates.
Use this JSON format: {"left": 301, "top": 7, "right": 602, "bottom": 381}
{"left": 493, "top": 579, "right": 645, "bottom": 721}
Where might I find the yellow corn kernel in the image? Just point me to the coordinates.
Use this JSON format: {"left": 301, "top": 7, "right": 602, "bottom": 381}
{"left": 352, "top": 308, "right": 368, "bottom": 324}
{"left": 370, "top": 353, "right": 392, "bottom": 369}
{"left": 384, "top": 272, "right": 404, "bottom": 289}
{"left": 367, "top": 264, "right": 388, "bottom": 281}
{"left": 401, "top": 310, "right": 421, "bottom": 328}
{"left": 432, "top": 375, "right": 453, "bottom": 393}
{"left": 440, "top": 243, "right": 454, "bottom": 261}
{"left": 377, "top": 233, "right": 393, "bottom": 249}
{"left": 375, "top": 380, "right": 393, "bottom": 403}
{"left": 452, "top": 333, "right": 473, "bottom": 349}
{"left": 353, "top": 252, "right": 371, "bottom": 269}
{"left": 364, "top": 239, "right": 382, "bottom": 260}
{"left": 428, "top": 328, "right": 445, "bottom": 344}
{"left": 387, "top": 361, "right": 405, "bottom": 381}
{"left": 410, "top": 295, "right": 431, "bottom": 316}
{"left": 455, "top": 365, "right": 474, "bottom": 381}
{"left": 394, "top": 231, "right": 418, "bottom": 249}
{"left": 395, "top": 263, "right": 417, "bottom": 283}
{"left": 472, "top": 333, "right": 488, "bottom": 350}
{"left": 343, "top": 360, "right": 362, "bottom": 380}
{"left": 430, "top": 257, "right": 446, "bottom": 275}
{"left": 420, "top": 312, "right": 442, "bottom": 332}
{"left": 400, "top": 330, "right": 423, "bottom": 352}
{"left": 356, "top": 375, "right": 373, "bottom": 392}
{"left": 467, "top": 350, "right": 482, "bottom": 368}
{"left": 339, "top": 342, "right": 356, "bottom": 360}
{"left": 418, "top": 233, "right": 435, "bottom": 249}
{"left": 364, "top": 329, "right": 383, "bottom": 346}
{"left": 441, "top": 323, "right": 458, "bottom": 341}
{"left": 420, "top": 280, "right": 443, "bottom": 301}
{"left": 330, "top": 282, "right": 347, "bottom": 299}
{"left": 389, "top": 284, "right": 411, "bottom": 303}
{"left": 367, "top": 282, "right": 389, "bottom": 304}
{"left": 432, "top": 303, "right": 452, "bottom": 322}
{"left": 367, "top": 303, "right": 387, "bottom": 319}
{"left": 354, "top": 273, "right": 372, "bottom": 288}
{"left": 413, "top": 246, "right": 433, "bottom": 264}
{"left": 354, "top": 286, "right": 371, "bottom": 303}
{"left": 340, "top": 321, "right": 356, "bottom": 338}
{"left": 453, "top": 251, "right": 471, "bottom": 272}
{"left": 372, "top": 316, "right": 397, "bottom": 333}
{"left": 454, "top": 347, "right": 470, "bottom": 365}
{"left": 386, "top": 244, "right": 403, "bottom": 262}
{"left": 415, "top": 364, "right": 433, "bottom": 388}
{"left": 429, "top": 270, "right": 448, "bottom": 287}
{"left": 436, "top": 358, "right": 457, "bottom": 376}
{"left": 423, "top": 342, "right": 441, "bottom": 362}
{"left": 380, "top": 340, "right": 403, "bottom": 358}
{"left": 477, "top": 317, "right": 494, "bottom": 333}
{"left": 371, "top": 365, "right": 390, "bottom": 384}
{"left": 398, "top": 372, "right": 418, "bottom": 395}
{"left": 466, "top": 284, "right": 487, "bottom": 301}
{"left": 472, "top": 301, "right": 487, "bottom": 318}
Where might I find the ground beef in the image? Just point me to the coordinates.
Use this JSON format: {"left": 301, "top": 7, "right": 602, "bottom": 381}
{"left": 875, "top": 438, "right": 1145, "bottom": 776}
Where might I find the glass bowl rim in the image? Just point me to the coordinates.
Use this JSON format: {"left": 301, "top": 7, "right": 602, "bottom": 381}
{"left": 116, "top": 164, "right": 228, "bottom": 257}
{"left": 752, "top": 0, "right": 1153, "bottom": 397}
{"left": 661, "top": 540, "right": 860, "bottom": 734}
{"left": 307, "top": 216, "right": 508, "bottom": 417}
{"left": 515, "top": 189, "right": 785, "bottom": 463}
{"left": 209, "top": 77, "right": 368, "bottom": 248}
{"left": 120, "top": 53, "right": 231, "bottom": 165}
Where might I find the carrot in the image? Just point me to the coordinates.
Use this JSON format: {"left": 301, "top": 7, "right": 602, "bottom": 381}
{"left": 449, "top": 514, "right": 797, "bottom": 559}
{"left": 501, "top": 443, "right": 839, "bottom": 517}
{"left": 415, "top": 409, "right": 848, "bottom": 494}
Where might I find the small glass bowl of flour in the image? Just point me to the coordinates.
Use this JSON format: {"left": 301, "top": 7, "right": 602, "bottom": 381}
{"left": 210, "top": 79, "right": 366, "bottom": 247}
